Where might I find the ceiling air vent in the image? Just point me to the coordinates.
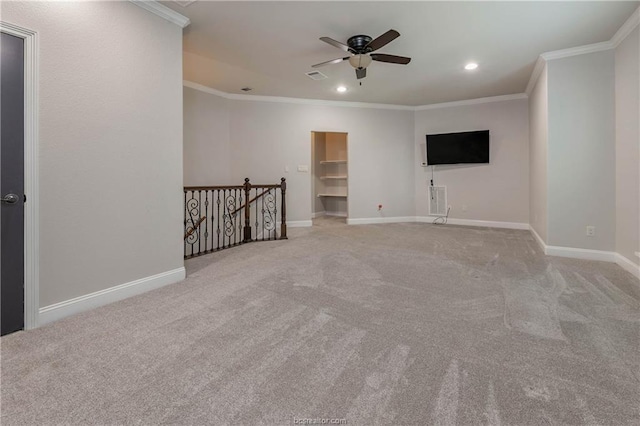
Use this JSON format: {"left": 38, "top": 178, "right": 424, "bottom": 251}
{"left": 305, "top": 71, "right": 328, "bottom": 81}
{"left": 241, "top": 87, "right": 252, "bottom": 92}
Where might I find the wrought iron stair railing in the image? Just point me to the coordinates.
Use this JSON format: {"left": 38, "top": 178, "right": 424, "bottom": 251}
{"left": 183, "top": 178, "right": 287, "bottom": 259}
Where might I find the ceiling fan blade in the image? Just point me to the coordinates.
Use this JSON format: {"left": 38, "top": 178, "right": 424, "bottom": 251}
{"left": 320, "top": 37, "right": 350, "bottom": 52}
{"left": 356, "top": 68, "right": 366, "bottom": 79}
{"left": 365, "top": 29, "right": 400, "bottom": 52}
{"left": 371, "top": 53, "right": 411, "bottom": 65}
{"left": 312, "top": 57, "right": 350, "bottom": 68}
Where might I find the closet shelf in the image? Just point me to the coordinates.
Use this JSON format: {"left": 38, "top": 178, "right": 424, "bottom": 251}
{"left": 317, "top": 193, "right": 347, "bottom": 198}
{"left": 319, "top": 160, "right": 347, "bottom": 164}
{"left": 320, "top": 176, "right": 347, "bottom": 180}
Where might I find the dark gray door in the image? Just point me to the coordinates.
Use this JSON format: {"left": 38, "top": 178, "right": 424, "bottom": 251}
{"left": 1, "top": 32, "right": 25, "bottom": 336}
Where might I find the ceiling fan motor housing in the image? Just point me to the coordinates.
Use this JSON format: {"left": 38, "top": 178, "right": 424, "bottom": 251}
{"left": 347, "top": 35, "right": 373, "bottom": 53}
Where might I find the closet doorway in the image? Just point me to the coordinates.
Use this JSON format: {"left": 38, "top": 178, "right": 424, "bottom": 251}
{"left": 311, "top": 132, "right": 348, "bottom": 224}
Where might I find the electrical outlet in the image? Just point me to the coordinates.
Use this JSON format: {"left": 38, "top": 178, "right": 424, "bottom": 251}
{"left": 586, "top": 226, "right": 595, "bottom": 237}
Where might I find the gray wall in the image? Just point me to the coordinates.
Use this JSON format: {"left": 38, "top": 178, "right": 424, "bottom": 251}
{"left": 615, "top": 27, "right": 640, "bottom": 265}
{"left": 184, "top": 87, "right": 232, "bottom": 185}
{"left": 228, "top": 101, "right": 415, "bottom": 221}
{"left": 528, "top": 66, "right": 549, "bottom": 242}
{"left": 547, "top": 51, "right": 616, "bottom": 251}
{"left": 184, "top": 87, "right": 531, "bottom": 225}
{"left": 414, "top": 100, "right": 530, "bottom": 223}
{"left": 182, "top": 86, "right": 416, "bottom": 221}
{"left": 4, "top": 1, "right": 185, "bottom": 307}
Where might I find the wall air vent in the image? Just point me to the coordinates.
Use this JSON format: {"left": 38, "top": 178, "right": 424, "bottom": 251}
{"left": 305, "top": 71, "right": 328, "bottom": 81}
{"left": 429, "top": 186, "right": 447, "bottom": 217}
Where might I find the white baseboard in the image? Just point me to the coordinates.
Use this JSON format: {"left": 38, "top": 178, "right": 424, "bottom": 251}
{"left": 529, "top": 229, "right": 639, "bottom": 280}
{"left": 529, "top": 228, "right": 616, "bottom": 262}
{"left": 530, "top": 227, "right": 547, "bottom": 252}
{"left": 325, "top": 212, "right": 348, "bottom": 218}
{"left": 346, "top": 216, "right": 530, "bottom": 228}
{"left": 287, "top": 220, "right": 312, "bottom": 228}
{"left": 415, "top": 216, "right": 530, "bottom": 230}
{"left": 311, "top": 211, "right": 325, "bottom": 219}
{"left": 38, "top": 267, "right": 186, "bottom": 326}
{"left": 614, "top": 253, "right": 640, "bottom": 280}
{"left": 347, "top": 216, "right": 416, "bottom": 225}
{"left": 544, "top": 245, "right": 617, "bottom": 262}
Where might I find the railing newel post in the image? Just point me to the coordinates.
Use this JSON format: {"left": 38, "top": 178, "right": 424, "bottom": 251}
{"left": 243, "top": 177, "right": 252, "bottom": 242}
{"left": 280, "top": 177, "right": 287, "bottom": 240}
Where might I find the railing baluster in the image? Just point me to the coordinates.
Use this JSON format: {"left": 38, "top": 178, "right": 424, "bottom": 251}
{"left": 225, "top": 188, "right": 230, "bottom": 248}
{"left": 253, "top": 187, "right": 258, "bottom": 242}
{"left": 197, "top": 190, "right": 201, "bottom": 255}
{"left": 204, "top": 190, "right": 209, "bottom": 252}
{"left": 280, "top": 178, "right": 287, "bottom": 240}
{"left": 216, "top": 189, "right": 221, "bottom": 250}
{"left": 243, "top": 178, "right": 251, "bottom": 243}
{"left": 233, "top": 189, "right": 237, "bottom": 246}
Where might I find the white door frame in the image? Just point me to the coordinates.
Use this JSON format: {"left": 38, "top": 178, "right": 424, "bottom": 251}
{"left": 1, "top": 22, "right": 40, "bottom": 329}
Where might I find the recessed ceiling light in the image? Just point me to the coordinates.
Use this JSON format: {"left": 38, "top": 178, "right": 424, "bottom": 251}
{"left": 336, "top": 86, "right": 347, "bottom": 93}
{"left": 465, "top": 62, "right": 478, "bottom": 70}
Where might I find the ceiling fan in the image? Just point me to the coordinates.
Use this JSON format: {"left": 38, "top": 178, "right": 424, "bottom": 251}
{"left": 312, "top": 29, "right": 411, "bottom": 80}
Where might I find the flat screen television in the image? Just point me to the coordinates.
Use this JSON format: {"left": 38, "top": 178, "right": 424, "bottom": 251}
{"left": 426, "top": 130, "right": 490, "bottom": 165}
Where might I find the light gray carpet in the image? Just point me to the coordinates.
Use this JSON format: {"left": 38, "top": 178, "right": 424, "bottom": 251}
{"left": 1, "top": 217, "right": 639, "bottom": 425}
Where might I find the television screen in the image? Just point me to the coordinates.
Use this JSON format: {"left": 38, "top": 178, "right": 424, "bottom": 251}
{"left": 426, "top": 130, "right": 490, "bottom": 165}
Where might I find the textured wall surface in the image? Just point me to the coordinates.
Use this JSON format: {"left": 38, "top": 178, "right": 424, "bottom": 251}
{"left": 4, "top": 1, "right": 184, "bottom": 307}
{"left": 184, "top": 87, "right": 531, "bottom": 224}
{"left": 528, "top": 66, "right": 549, "bottom": 242}
{"left": 183, "top": 88, "right": 415, "bottom": 222}
{"left": 547, "top": 51, "right": 616, "bottom": 250}
{"left": 615, "top": 27, "right": 640, "bottom": 266}
{"left": 184, "top": 87, "right": 232, "bottom": 186}
{"left": 229, "top": 101, "right": 415, "bottom": 221}
{"left": 414, "top": 99, "right": 530, "bottom": 224}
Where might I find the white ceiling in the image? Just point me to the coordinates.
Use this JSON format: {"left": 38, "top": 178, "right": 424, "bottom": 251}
{"left": 163, "top": 1, "right": 639, "bottom": 106}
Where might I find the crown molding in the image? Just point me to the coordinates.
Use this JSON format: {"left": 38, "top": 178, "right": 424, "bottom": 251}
{"left": 414, "top": 93, "right": 527, "bottom": 111}
{"left": 541, "top": 41, "right": 613, "bottom": 61}
{"left": 184, "top": 81, "right": 526, "bottom": 111}
{"left": 184, "top": 81, "right": 231, "bottom": 99}
{"left": 129, "top": 0, "right": 190, "bottom": 28}
{"left": 184, "top": 81, "right": 415, "bottom": 110}
{"left": 228, "top": 92, "right": 414, "bottom": 111}
{"left": 610, "top": 6, "right": 640, "bottom": 48}
{"left": 525, "top": 56, "right": 546, "bottom": 95}
{"left": 525, "top": 6, "right": 639, "bottom": 95}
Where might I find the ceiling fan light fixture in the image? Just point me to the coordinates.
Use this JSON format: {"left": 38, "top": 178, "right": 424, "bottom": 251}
{"left": 349, "top": 54, "right": 372, "bottom": 69}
